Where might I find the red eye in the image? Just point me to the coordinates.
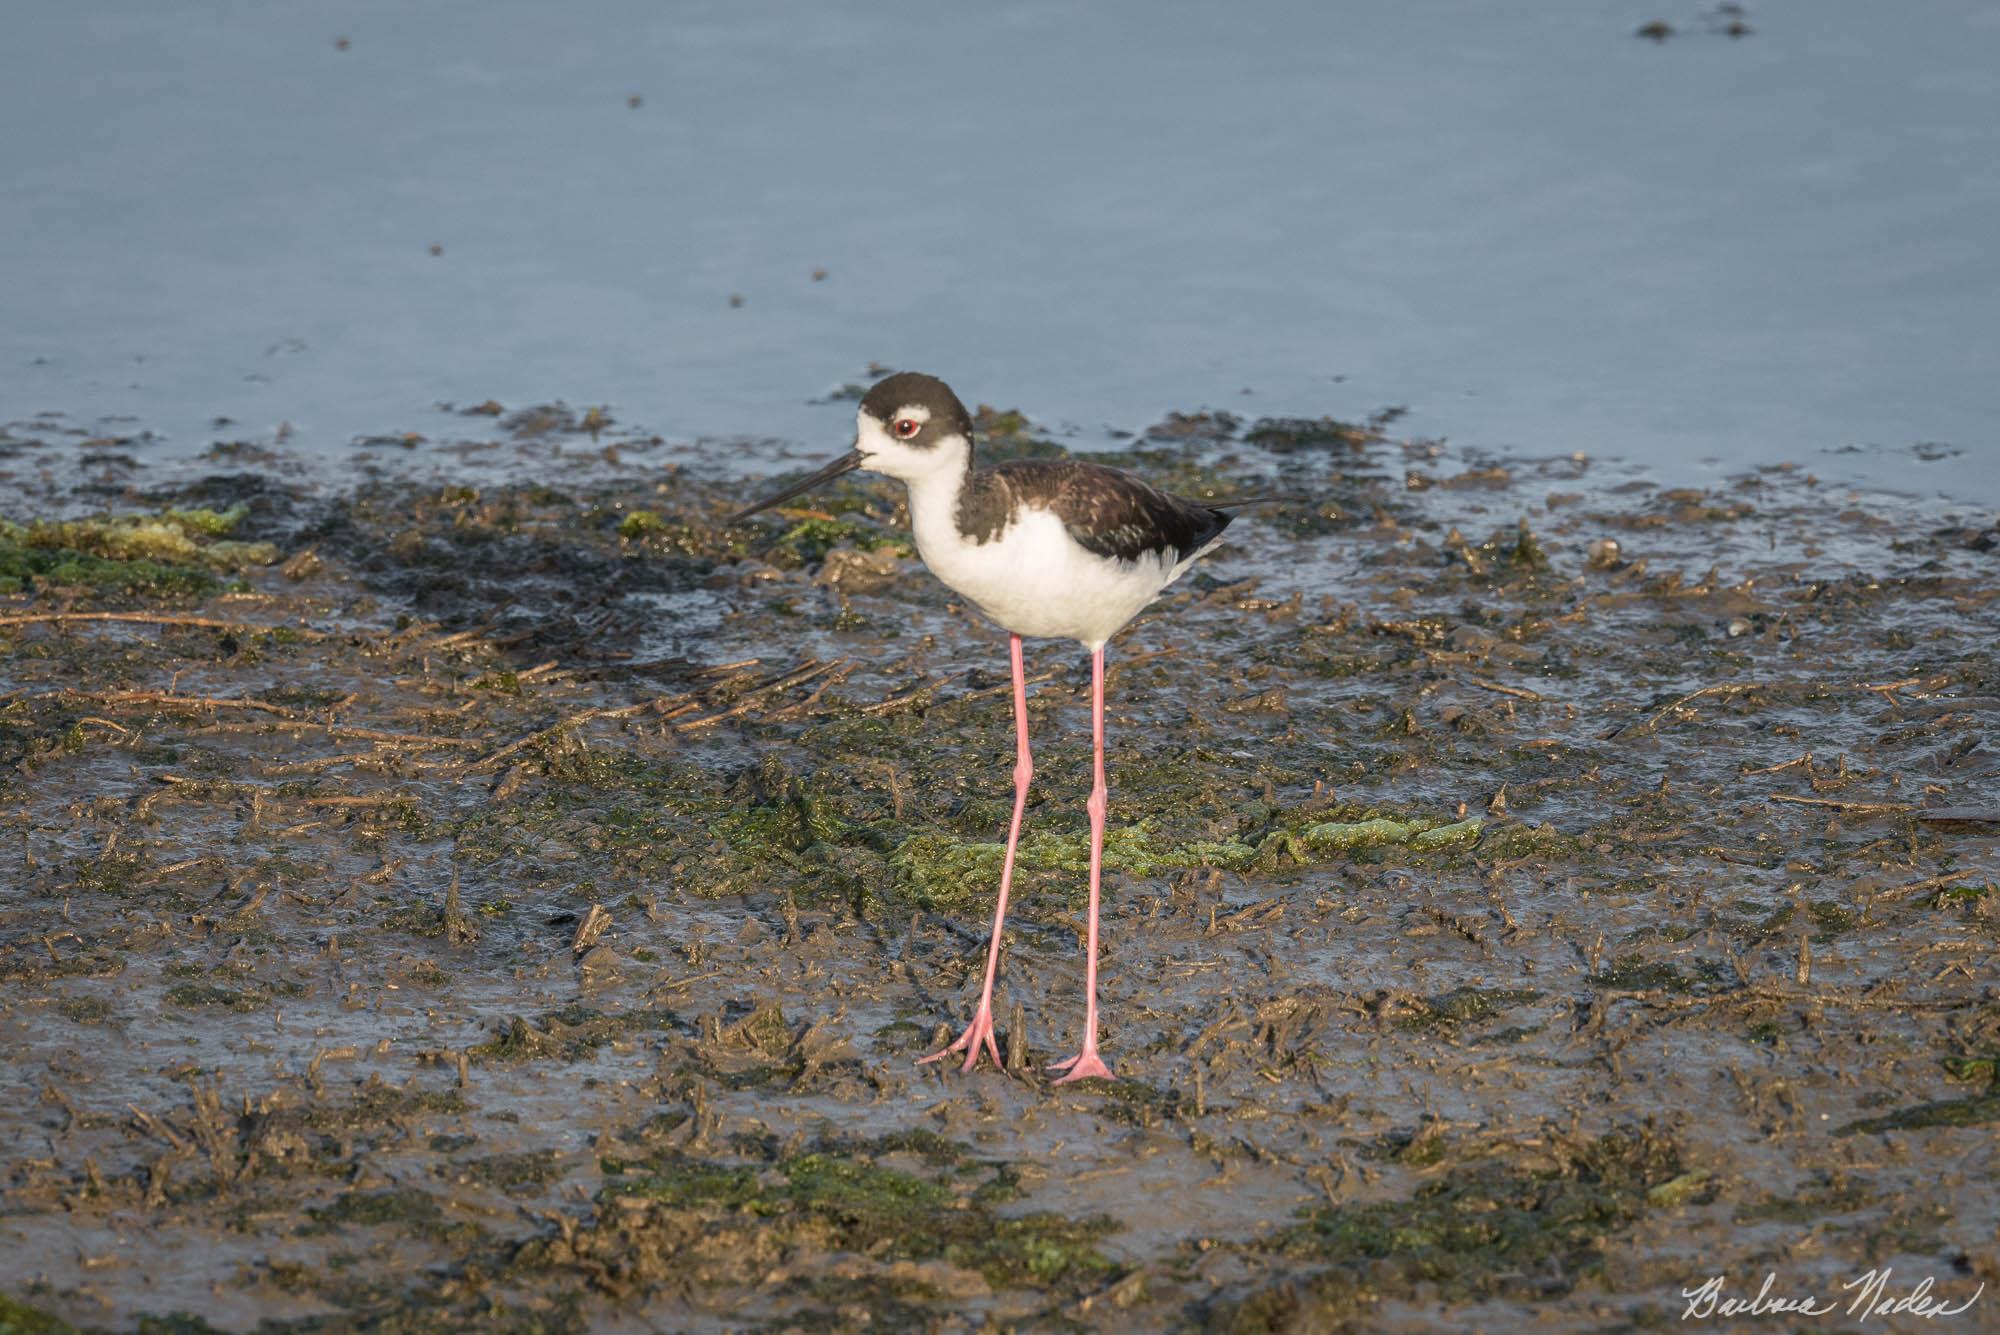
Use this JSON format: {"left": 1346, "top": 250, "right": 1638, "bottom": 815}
{"left": 893, "top": 417, "right": 921, "bottom": 439}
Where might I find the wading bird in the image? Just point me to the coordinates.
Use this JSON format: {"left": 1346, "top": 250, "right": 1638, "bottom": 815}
{"left": 730, "top": 372, "right": 1260, "bottom": 1082}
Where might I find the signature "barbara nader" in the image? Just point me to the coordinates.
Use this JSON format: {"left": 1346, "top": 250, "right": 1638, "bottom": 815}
{"left": 1683, "top": 1269, "right": 1984, "bottom": 1321}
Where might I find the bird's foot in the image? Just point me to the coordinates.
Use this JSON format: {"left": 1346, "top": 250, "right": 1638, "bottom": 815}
{"left": 1047, "top": 1048, "right": 1114, "bottom": 1084}
{"left": 916, "top": 1006, "right": 1002, "bottom": 1074}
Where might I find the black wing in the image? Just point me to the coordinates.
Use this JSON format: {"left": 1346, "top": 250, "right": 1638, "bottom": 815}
{"left": 964, "top": 460, "right": 1233, "bottom": 563}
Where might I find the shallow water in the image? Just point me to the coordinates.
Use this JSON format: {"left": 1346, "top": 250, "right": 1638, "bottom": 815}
{"left": 3, "top": 0, "right": 1997, "bottom": 500}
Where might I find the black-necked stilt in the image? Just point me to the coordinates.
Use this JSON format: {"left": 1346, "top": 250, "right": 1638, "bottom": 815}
{"left": 731, "top": 371, "right": 1261, "bottom": 1083}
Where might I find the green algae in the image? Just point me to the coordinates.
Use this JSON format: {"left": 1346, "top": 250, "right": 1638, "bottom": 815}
{"left": 1229, "top": 1128, "right": 1684, "bottom": 1325}
{"left": 164, "top": 983, "right": 262, "bottom": 1012}
{"left": 1299, "top": 814, "right": 1483, "bottom": 853}
{"left": 0, "top": 1293, "right": 75, "bottom": 1335}
{"left": 0, "top": 506, "right": 275, "bottom": 597}
{"left": 459, "top": 1150, "right": 565, "bottom": 1196}
{"left": 1836, "top": 1093, "right": 2000, "bottom": 1137}
{"left": 304, "top": 1187, "right": 446, "bottom": 1233}
{"left": 468, "top": 1006, "right": 678, "bottom": 1065}
{"left": 887, "top": 812, "right": 1483, "bottom": 907}
{"left": 1735, "top": 1175, "right": 1870, "bottom": 1223}
{"left": 578, "top": 1145, "right": 1119, "bottom": 1295}
{"left": 1242, "top": 416, "right": 1372, "bottom": 454}
{"left": 1589, "top": 955, "right": 1695, "bottom": 993}
{"left": 782, "top": 1153, "right": 954, "bottom": 1239}
{"left": 887, "top": 823, "right": 1258, "bottom": 907}
{"left": 1942, "top": 1056, "right": 1998, "bottom": 1084}
{"left": 774, "top": 516, "right": 912, "bottom": 563}
{"left": 55, "top": 996, "right": 113, "bottom": 1025}
{"left": 1645, "top": 1169, "right": 1714, "bottom": 1208}
{"left": 1395, "top": 986, "right": 1544, "bottom": 1032}
{"left": 298, "top": 1080, "right": 468, "bottom": 1133}
{"left": 303, "top": 1187, "right": 485, "bottom": 1245}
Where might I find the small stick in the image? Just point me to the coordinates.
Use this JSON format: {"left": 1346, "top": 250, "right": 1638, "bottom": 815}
{"left": 762, "top": 670, "right": 850, "bottom": 721}
{"left": 457, "top": 688, "right": 704, "bottom": 775}
{"left": 571, "top": 904, "right": 613, "bottom": 956}
{"left": 206, "top": 721, "right": 482, "bottom": 748}
{"left": 260, "top": 752, "right": 391, "bottom": 775}
{"left": 1874, "top": 870, "right": 1985, "bottom": 900}
{"left": 1741, "top": 752, "right": 1812, "bottom": 776}
{"left": 0, "top": 611, "right": 326, "bottom": 637}
{"left": 1467, "top": 675, "right": 1543, "bottom": 702}
{"left": 859, "top": 670, "right": 972, "bottom": 717}
{"left": 934, "top": 668, "right": 1062, "bottom": 713}
{"left": 1618, "top": 682, "right": 1766, "bottom": 737}
{"left": 52, "top": 689, "right": 296, "bottom": 716}
{"left": 673, "top": 659, "right": 845, "bottom": 731}
{"left": 1769, "top": 794, "right": 1912, "bottom": 814}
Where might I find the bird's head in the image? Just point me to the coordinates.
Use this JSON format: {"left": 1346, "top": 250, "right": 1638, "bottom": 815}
{"left": 851, "top": 371, "right": 974, "bottom": 483}
{"left": 730, "top": 371, "right": 972, "bottom": 523}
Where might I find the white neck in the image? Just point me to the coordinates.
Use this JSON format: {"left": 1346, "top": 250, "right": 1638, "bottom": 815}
{"left": 902, "top": 462, "right": 970, "bottom": 555}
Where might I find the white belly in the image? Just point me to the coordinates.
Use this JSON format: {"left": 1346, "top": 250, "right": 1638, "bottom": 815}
{"left": 911, "top": 504, "right": 1196, "bottom": 649}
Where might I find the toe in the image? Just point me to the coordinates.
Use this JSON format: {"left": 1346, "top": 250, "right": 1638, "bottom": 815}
{"left": 1051, "top": 1053, "right": 1113, "bottom": 1085}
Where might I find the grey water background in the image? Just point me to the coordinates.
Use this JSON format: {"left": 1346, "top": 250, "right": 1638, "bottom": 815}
{"left": 3, "top": 0, "right": 1996, "bottom": 502}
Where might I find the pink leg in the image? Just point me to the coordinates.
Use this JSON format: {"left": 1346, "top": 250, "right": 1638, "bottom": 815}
{"left": 1050, "top": 645, "right": 1114, "bottom": 1083}
{"left": 920, "top": 633, "right": 1033, "bottom": 1073}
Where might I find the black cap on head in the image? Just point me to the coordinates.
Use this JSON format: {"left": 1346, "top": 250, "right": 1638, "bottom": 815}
{"left": 859, "top": 371, "right": 973, "bottom": 441}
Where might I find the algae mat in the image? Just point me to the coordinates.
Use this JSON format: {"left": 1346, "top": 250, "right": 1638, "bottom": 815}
{"left": 0, "top": 409, "right": 1995, "bottom": 1331}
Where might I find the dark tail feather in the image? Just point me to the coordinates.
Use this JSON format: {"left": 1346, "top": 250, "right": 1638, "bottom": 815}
{"left": 1206, "top": 496, "right": 1286, "bottom": 510}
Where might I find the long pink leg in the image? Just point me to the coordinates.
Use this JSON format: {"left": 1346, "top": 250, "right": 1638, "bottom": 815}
{"left": 1050, "top": 645, "right": 1114, "bottom": 1083}
{"left": 919, "top": 633, "right": 1033, "bottom": 1073}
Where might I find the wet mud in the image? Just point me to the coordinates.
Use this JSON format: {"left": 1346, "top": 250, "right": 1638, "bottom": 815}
{"left": 1, "top": 404, "right": 1996, "bottom": 1331}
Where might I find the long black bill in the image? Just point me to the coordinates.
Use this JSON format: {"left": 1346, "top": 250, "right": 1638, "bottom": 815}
{"left": 727, "top": 448, "right": 864, "bottom": 524}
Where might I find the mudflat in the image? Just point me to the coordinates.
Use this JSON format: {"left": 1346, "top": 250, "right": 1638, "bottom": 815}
{"left": 2, "top": 404, "right": 1994, "bottom": 1331}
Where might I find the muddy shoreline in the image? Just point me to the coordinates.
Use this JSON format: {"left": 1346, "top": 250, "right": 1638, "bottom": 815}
{"left": 1, "top": 403, "right": 1995, "bottom": 1332}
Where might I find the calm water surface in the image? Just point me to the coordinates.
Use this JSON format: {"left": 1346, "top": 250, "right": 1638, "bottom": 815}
{"left": 2, "top": 1, "right": 1995, "bottom": 500}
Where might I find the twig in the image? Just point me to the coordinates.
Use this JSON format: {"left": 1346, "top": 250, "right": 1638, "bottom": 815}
{"left": 49, "top": 689, "right": 299, "bottom": 717}
{"left": 455, "top": 688, "right": 700, "bottom": 775}
{"left": 1770, "top": 794, "right": 1912, "bottom": 814}
{"left": 203, "top": 720, "right": 481, "bottom": 749}
{"left": 674, "top": 659, "right": 846, "bottom": 731}
{"left": 929, "top": 668, "right": 1063, "bottom": 714}
{"left": 1874, "top": 870, "right": 1987, "bottom": 901}
{"left": 651, "top": 970, "right": 723, "bottom": 993}
{"left": 0, "top": 611, "right": 325, "bottom": 637}
{"left": 1468, "top": 675, "right": 1543, "bottom": 702}
{"left": 859, "top": 670, "right": 973, "bottom": 717}
{"left": 1741, "top": 752, "right": 1812, "bottom": 776}
{"left": 1616, "top": 682, "right": 1766, "bottom": 738}
{"left": 1598, "top": 982, "right": 1974, "bottom": 1017}
{"left": 571, "top": 904, "right": 613, "bottom": 956}
{"left": 260, "top": 752, "right": 393, "bottom": 775}
{"left": 762, "top": 667, "right": 854, "bottom": 722}
{"left": 695, "top": 658, "right": 762, "bottom": 676}
{"left": 127, "top": 1103, "right": 188, "bottom": 1151}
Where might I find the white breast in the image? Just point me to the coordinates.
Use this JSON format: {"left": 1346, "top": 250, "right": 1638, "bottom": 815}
{"left": 906, "top": 483, "right": 1200, "bottom": 650}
